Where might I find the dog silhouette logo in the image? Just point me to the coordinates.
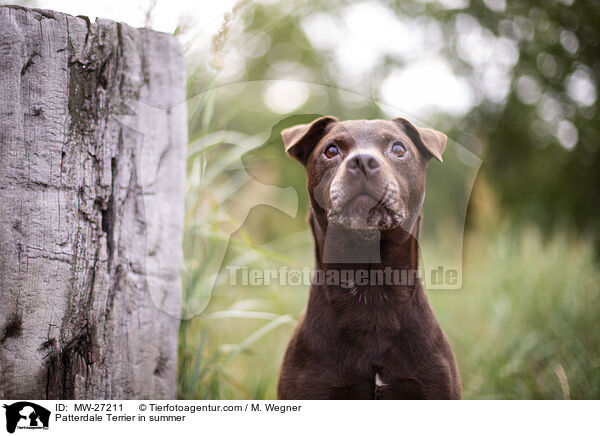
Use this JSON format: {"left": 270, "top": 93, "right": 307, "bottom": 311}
{"left": 2, "top": 402, "right": 50, "bottom": 433}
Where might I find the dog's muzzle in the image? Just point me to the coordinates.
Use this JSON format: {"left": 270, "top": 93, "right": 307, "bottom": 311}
{"left": 328, "top": 153, "right": 404, "bottom": 232}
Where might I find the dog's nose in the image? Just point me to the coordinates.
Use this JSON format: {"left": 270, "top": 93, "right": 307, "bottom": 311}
{"left": 347, "top": 153, "right": 380, "bottom": 177}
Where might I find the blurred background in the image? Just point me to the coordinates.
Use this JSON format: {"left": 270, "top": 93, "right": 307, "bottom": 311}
{"left": 6, "top": 0, "right": 599, "bottom": 399}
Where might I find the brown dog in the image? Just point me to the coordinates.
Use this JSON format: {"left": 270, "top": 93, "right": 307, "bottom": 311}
{"left": 277, "top": 117, "right": 461, "bottom": 399}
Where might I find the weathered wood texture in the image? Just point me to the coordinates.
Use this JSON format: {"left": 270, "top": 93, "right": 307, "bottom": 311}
{"left": 0, "top": 6, "right": 186, "bottom": 399}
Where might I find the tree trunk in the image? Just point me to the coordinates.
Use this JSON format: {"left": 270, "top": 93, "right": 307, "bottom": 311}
{"left": 0, "top": 6, "right": 186, "bottom": 399}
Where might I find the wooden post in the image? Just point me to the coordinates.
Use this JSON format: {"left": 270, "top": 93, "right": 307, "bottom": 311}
{"left": 0, "top": 6, "right": 186, "bottom": 399}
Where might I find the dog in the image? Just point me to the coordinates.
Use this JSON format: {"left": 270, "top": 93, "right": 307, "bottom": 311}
{"left": 277, "top": 117, "right": 461, "bottom": 399}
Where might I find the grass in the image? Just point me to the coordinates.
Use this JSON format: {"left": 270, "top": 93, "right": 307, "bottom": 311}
{"left": 430, "top": 226, "right": 600, "bottom": 399}
{"left": 178, "top": 81, "right": 313, "bottom": 399}
{"left": 177, "top": 63, "right": 600, "bottom": 400}
{"left": 178, "top": 202, "right": 600, "bottom": 399}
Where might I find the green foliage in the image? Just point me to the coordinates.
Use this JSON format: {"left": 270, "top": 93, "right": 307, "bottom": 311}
{"left": 431, "top": 226, "right": 600, "bottom": 399}
{"left": 179, "top": 222, "right": 600, "bottom": 399}
{"left": 178, "top": 0, "right": 600, "bottom": 399}
{"left": 388, "top": 0, "right": 600, "bottom": 244}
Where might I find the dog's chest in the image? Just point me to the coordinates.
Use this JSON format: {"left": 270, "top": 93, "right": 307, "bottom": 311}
{"left": 374, "top": 373, "right": 387, "bottom": 399}
{"left": 371, "top": 371, "right": 430, "bottom": 399}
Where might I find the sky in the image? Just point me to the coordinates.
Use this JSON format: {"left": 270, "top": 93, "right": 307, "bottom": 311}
{"left": 8, "top": 0, "right": 484, "bottom": 120}
{"left": 17, "top": 0, "right": 236, "bottom": 35}
{"left": 6, "top": 0, "right": 595, "bottom": 139}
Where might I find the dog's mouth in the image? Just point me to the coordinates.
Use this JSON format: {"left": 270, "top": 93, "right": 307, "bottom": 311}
{"left": 343, "top": 193, "right": 378, "bottom": 212}
{"left": 328, "top": 185, "right": 404, "bottom": 233}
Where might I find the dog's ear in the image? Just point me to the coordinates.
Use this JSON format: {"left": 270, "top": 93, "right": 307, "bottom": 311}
{"left": 281, "top": 116, "right": 338, "bottom": 165}
{"left": 393, "top": 118, "right": 447, "bottom": 162}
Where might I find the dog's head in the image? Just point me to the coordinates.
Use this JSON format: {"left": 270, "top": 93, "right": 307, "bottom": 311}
{"left": 282, "top": 117, "right": 446, "bottom": 238}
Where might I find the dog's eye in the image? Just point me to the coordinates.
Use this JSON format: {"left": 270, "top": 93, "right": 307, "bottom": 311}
{"left": 324, "top": 145, "right": 339, "bottom": 158}
{"left": 391, "top": 141, "right": 406, "bottom": 157}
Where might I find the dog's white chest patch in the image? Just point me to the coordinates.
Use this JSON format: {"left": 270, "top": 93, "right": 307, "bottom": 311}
{"left": 375, "top": 373, "right": 386, "bottom": 387}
